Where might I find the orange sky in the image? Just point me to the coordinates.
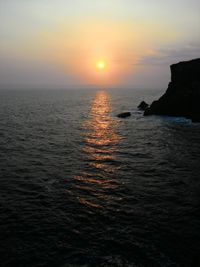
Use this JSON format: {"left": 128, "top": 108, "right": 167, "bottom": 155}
{"left": 32, "top": 18, "right": 178, "bottom": 86}
{"left": 0, "top": 0, "right": 199, "bottom": 88}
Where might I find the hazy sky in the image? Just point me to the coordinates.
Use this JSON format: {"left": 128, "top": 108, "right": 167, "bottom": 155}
{"left": 0, "top": 0, "right": 199, "bottom": 89}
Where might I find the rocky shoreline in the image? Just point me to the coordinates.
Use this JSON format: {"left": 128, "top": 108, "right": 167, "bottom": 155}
{"left": 141, "top": 58, "right": 200, "bottom": 122}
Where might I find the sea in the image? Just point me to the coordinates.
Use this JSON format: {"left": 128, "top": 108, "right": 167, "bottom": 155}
{"left": 0, "top": 88, "right": 200, "bottom": 267}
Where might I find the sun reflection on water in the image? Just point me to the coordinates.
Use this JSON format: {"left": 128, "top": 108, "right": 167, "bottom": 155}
{"left": 83, "top": 91, "right": 121, "bottom": 161}
{"left": 74, "top": 91, "right": 122, "bottom": 209}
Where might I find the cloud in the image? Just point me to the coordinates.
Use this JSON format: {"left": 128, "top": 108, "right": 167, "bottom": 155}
{"left": 138, "top": 42, "right": 200, "bottom": 66}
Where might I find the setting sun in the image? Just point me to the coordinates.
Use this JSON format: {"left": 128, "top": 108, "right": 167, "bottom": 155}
{"left": 96, "top": 60, "right": 106, "bottom": 70}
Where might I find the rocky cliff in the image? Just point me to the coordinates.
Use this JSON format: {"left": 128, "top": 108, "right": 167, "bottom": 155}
{"left": 144, "top": 58, "right": 200, "bottom": 122}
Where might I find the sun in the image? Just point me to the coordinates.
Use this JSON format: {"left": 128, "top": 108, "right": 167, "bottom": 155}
{"left": 96, "top": 60, "right": 106, "bottom": 70}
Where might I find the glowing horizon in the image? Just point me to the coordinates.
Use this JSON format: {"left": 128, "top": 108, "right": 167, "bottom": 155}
{"left": 0, "top": 0, "right": 199, "bottom": 88}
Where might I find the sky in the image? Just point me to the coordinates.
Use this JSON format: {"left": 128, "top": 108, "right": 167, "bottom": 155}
{"left": 0, "top": 0, "right": 199, "bottom": 89}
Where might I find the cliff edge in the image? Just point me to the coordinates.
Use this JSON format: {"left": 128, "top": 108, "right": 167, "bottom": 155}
{"left": 144, "top": 58, "right": 200, "bottom": 122}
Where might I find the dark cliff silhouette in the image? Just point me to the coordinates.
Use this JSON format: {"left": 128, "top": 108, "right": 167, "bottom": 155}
{"left": 144, "top": 58, "right": 200, "bottom": 122}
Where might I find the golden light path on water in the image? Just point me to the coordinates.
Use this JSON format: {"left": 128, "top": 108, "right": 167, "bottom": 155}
{"left": 74, "top": 91, "right": 122, "bottom": 209}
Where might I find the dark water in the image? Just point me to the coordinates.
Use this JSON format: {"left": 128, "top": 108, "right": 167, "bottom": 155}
{"left": 0, "top": 88, "right": 200, "bottom": 267}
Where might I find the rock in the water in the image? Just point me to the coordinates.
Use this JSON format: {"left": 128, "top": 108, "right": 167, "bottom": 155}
{"left": 117, "top": 112, "right": 131, "bottom": 118}
{"left": 144, "top": 58, "right": 200, "bottom": 121}
{"left": 138, "top": 101, "right": 149, "bottom": 110}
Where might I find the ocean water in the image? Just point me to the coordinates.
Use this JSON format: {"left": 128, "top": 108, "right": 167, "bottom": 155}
{"left": 0, "top": 88, "right": 200, "bottom": 267}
